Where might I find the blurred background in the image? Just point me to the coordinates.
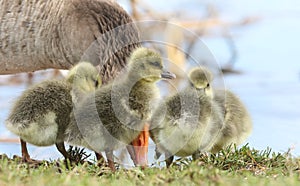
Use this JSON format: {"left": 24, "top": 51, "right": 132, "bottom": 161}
{"left": 0, "top": 0, "right": 299, "bottom": 164}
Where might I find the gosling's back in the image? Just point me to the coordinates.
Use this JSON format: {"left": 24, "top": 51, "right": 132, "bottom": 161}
{"left": 210, "top": 90, "right": 252, "bottom": 153}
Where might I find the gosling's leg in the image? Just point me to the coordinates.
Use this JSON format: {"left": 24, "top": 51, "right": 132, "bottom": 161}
{"left": 95, "top": 152, "right": 105, "bottom": 165}
{"left": 105, "top": 150, "right": 115, "bottom": 171}
{"left": 95, "top": 152, "right": 104, "bottom": 160}
{"left": 126, "top": 144, "right": 137, "bottom": 165}
{"left": 21, "top": 73, "right": 33, "bottom": 161}
{"left": 20, "top": 138, "right": 31, "bottom": 162}
{"left": 55, "top": 142, "right": 71, "bottom": 160}
{"left": 165, "top": 152, "right": 174, "bottom": 168}
{"left": 192, "top": 149, "right": 202, "bottom": 160}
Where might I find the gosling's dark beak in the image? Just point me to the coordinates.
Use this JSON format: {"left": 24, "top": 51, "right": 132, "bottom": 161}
{"left": 161, "top": 70, "right": 176, "bottom": 79}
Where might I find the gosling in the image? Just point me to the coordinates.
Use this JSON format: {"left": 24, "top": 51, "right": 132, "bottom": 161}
{"left": 5, "top": 62, "right": 101, "bottom": 163}
{"left": 65, "top": 47, "right": 175, "bottom": 171}
{"left": 210, "top": 90, "right": 252, "bottom": 153}
{"left": 150, "top": 67, "right": 224, "bottom": 167}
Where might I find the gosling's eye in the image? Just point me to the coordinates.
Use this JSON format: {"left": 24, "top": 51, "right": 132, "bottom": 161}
{"left": 151, "top": 61, "right": 161, "bottom": 67}
{"left": 94, "top": 80, "right": 99, "bottom": 87}
{"left": 207, "top": 83, "right": 210, "bottom": 88}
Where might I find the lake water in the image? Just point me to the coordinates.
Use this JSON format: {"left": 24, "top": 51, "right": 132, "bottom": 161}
{"left": 0, "top": 0, "right": 299, "bottom": 165}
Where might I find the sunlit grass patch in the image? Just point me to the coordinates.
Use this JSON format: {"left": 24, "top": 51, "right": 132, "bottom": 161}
{"left": 0, "top": 145, "right": 299, "bottom": 186}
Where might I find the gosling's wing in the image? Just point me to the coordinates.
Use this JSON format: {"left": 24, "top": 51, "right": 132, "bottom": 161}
{"left": 6, "top": 80, "right": 71, "bottom": 126}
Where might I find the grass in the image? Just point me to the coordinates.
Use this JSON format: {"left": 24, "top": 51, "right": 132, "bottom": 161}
{"left": 0, "top": 145, "right": 299, "bottom": 186}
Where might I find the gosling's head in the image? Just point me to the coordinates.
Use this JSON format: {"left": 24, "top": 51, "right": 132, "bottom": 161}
{"left": 127, "top": 47, "right": 176, "bottom": 82}
{"left": 188, "top": 67, "right": 213, "bottom": 97}
{"left": 66, "top": 62, "right": 102, "bottom": 92}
